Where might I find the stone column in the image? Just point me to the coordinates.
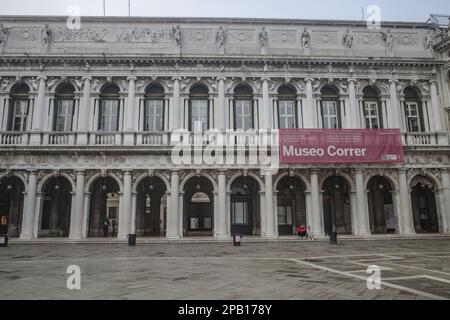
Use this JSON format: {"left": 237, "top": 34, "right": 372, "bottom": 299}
{"left": 30, "top": 76, "right": 47, "bottom": 145}
{"left": 264, "top": 170, "right": 277, "bottom": 238}
{"left": 167, "top": 171, "right": 180, "bottom": 239}
{"left": 70, "top": 170, "right": 85, "bottom": 240}
{"left": 440, "top": 169, "right": 450, "bottom": 233}
{"left": 118, "top": 171, "right": 132, "bottom": 239}
{"left": 348, "top": 79, "right": 359, "bottom": 129}
{"left": 262, "top": 78, "right": 272, "bottom": 129}
{"left": 20, "top": 170, "right": 38, "bottom": 240}
{"left": 218, "top": 77, "right": 226, "bottom": 130}
{"left": 77, "top": 76, "right": 91, "bottom": 145}
{"left": 355, "top": 170, "right": 371, "bottom": 235}
{"left": 430, "top": 79, "right": 443, "bottom": 131}
{"left": 170, "top": 77, "right": 181, "bottom": 130}
{"left": 216, "top": 171, "right": 228, "bottom": 238}
{"left": 310, "top": 170, "right": 323, "bottom": 237}
{"left": 398, "top": 169, "right": 415, "bottom": 235}
{"left": 0, "top": 95, "right": 9, "bottom": 131}
{"left": 304, "top": 78, "right": 316, "bottom": 128}
{"left": 124, "top": 77, "right": 137, "bottom": 145}
{"left": 389, "top": 79, "right": 402, "bottom": 129}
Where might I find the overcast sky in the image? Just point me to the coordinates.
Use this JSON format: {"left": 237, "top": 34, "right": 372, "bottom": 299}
{"left": 0, "top": 0, "right": 449, "bottom": 22}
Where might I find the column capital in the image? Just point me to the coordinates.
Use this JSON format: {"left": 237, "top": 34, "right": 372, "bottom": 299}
{"left": 122, "top": 170, "right": 133, "bottom": 175}
{"left": 261, "top": 77, "right": 270, "bottom": 82}
{"left": 305, "top": 77, "right": 314, "bottom": 83}
{"left": 75, "top": 170, "right": 86, "bottom": 175}
{"left": 172, "top": 76, "right": 182, "bottom": 81}
{"left": 397, "top": 168, "right": 409, "bottom": 174}
{"left": 310, "top": 169, "right": 321, "bottom": 175}
{"left": 27, "top": 169, "right": 39, "bottom": 174}
{"left": 217, "top": 76, "right": 227, "bottom": 82}
{"left": 37, "top": 76, "right": 47, "bottom": 82}
{"left": 348, "top": 78, "right": 357, "bottom": 84}
{"left": 388, "top": 79, "right": 398, "bottom": 85}
{"left": 429, "top": 79, "right": 438, "bottom": 85}
{"left": 82, "top": 76, "right": 92, "bottom": 82}
{"left": 127, "top": 76, "right": 137, "bottom": 82}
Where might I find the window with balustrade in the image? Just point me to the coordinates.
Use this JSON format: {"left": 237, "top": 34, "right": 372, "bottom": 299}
{"left": 277, "top": 85, "right": 297, "bottom": 129}
{"left": 404, "top": 87, "right": 425, "bottom": 133}
{"left": 320, "top": 85, "right": 341, "bottom": 129}
{"left": 8, "top": 83, "right": 30, "bottom": 132}
{"left": 363, "top": 86, "right": 383, "bottom": 129}
{"left": 233, "top": 84, "right": 254, "bottom": 130}
{"left": 99, "top": 84, "right": 120, "bottom": 132}
{"left": 144, "top": 85, "right": 165, "bottom": 132}
{"left": 189, "top": 84, "right": 209, "bottom": 132}
{"left": 54, "top": 84, "right": 75, "bottom": 132}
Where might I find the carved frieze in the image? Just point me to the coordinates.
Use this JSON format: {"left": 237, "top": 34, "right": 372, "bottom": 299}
{"left": 312, "top": 31, "right": 338, "bottom": 46}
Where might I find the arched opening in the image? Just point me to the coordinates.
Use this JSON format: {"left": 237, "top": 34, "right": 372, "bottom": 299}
{"left": 404, "top": 86, "right": 425, "bottom": 133}
{"left": 320, "top": 85, "right": 341, "bottom": 129}
{"left": 88, "top": 176, "right": 120, "bottom": 237}
{"left": 183, "top": 176, "right": 214, "bottom": 236}
{"left": 144, "top": 84, "right": 165, "bottom": 132}
{"left": 189, "top": 84, "right": 209, "bottom": 132}
{"left": 363, "top": 86, "right": 383, "bottom": 129}
{"left": 0, "top": 176, "right": 25, "bottom": 237}
{"left": 411, "top": 176, "right": 439, "bottom": 233}
{"left": 135, "top": 176, "right": 167, "bottom": 237}
{"left": 322, "top": 176, "right": 352, "bottom": 235}
{"left": 99, "top": 83, "right": 120, "bottom": 132}
{"left": 8, "top": 83, "right": 30, "bottom": 132}
{"left": 367, "top": 176, "right": 396, "bottom": 234}
{"left": 230, "top": 176, "right": 261, "bottom": 236}
{"left": 277, "top": 85, "right": 297, "bottom": 129}
{"left": 233, "top": 84, "right": 254, "bottom": 130}
{"left": 54, "top": 83, "right": 75, "bottom": 132}
{"left": 276, "top": 176, "right": 306, "bottom": 236}
{"left": 39, "top": 176, "right": 72, "bottom": 237}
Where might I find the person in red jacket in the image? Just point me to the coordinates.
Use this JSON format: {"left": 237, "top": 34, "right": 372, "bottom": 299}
{"left": 296, "top": 225, "right": 307, "bottom": 239}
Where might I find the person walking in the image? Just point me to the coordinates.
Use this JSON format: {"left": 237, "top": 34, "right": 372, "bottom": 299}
{"left": 103, "top": 216, "right": 111, "bottom": 237}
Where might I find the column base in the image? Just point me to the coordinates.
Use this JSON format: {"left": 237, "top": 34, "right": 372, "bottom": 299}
{"left": 215, "top": 234, "right": 232, "bottom": 241}
{"left": 19, "top": 234, "right": 34, "bottom": 240}
{"left": 167, "top": 235, "right": 181, "bottom": 241}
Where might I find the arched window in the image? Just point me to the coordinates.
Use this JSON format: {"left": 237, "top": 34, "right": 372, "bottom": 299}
{"left": 9, "top": 83, "right": 30, "bottom": 132}
{"left": 54, "top": 84, "right": 75, "bottom": 132}
{"left": 363, "top": 86, "right": 383, "bottom": 129}
{"left": 277, "top": 85, "right": 297, "bottom": 129}
{"left": 144, "top": 84, "right": 165, "bottom": 132}
{"left": 99, "top": 84, "right": 120, "bottom": 132}
{"left": 320, "top": 85, "right": 341, "bottom": 129}
{"left": 234, "top": 84, "right": 253, "bottom": 130}
{"left": 404, "top": 87, "right": 424, "bottom": 133}
{"left": 189, "top": 84, "right": 209, "bottom": 131}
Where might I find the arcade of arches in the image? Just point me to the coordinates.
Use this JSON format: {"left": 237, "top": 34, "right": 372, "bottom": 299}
{"left": 1, "top": 168, "right": 450, "bottom": 240}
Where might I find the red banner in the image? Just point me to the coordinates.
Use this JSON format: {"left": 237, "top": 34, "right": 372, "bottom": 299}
{"left": 279, "top": 129, "right": 404, "bottom": 164}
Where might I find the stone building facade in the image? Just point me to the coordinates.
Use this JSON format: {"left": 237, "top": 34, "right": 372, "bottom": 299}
{"left": 0, "top": 16, "right": 450, "bottom": 240}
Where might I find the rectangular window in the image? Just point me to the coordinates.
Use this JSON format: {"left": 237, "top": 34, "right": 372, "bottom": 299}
{"left": 278, "top": 100, "right": 296, "bottom": 129}
{"left": 364, "top": 101, "right": 381, "bottom": 129}
{"left": 144, "top": 99, "right": 164, "bottom": 132}
{"left": 405, "top": 102, "right": 421, "bottom": 132}
{"left": 190, "top": 100, "right": 208, "bottom": 131}
{"left": 232, "top": 201, "right": 249, "bottom": 225}
{"left": 321, "top": 101, "right": 339, "bottom": 129}
{"left": 12, "top": 100, "right": 29, "bottom": 132}
{"left": 234, "top": 100, "right": 253, "bottom": 130}
{"left": 55, "top": 100, "right": 74, "bottom": 132}
{"left": 277, "top": 206, "right": 293, "bottom": 226}
{"left": 100, "top": 99, "right": 119, "bottom": 131}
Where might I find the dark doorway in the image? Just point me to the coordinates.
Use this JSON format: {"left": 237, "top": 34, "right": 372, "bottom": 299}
{"left": 40, "top": 176, "right": 72, "bottom": 237}
{"left": 276, "top": 176, "right": 307, "bottom": 236}
{"left": 323, "top": 176, "right": 352, "bottom": 235}
{"left": 368, "top": 176, "right": 396, "bottom": 234}
{"left": 136, "top": 176, "right": 167, "bottom": 237}
{"left": 230, "top": 176, "right": 260, "bottom": 236}
{"left": 184, "top": 176, "right": 214, "bottom": 236}
{"left": 0, "top": 176, "right": 25, "bottom": 237}
{"left": 411, "top": 178, "right": 439, "bottom": 233}
{"left": 88, "top": 177, "right": 120, "bottom": 237}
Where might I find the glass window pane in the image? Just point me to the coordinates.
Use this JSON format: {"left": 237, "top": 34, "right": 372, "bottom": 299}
{"left": 191, "top": 100, "right": 208, "bottom": 131}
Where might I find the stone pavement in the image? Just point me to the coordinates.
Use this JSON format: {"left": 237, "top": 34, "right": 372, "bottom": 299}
{"left": 1, "top": 239, "right": 450, "bottom": 300}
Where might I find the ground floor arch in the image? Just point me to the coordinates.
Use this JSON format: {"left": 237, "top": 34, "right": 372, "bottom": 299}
{"left": 411, "top": 176, "right": 439, "bottom": 233}
{"left": 322, "top": 175, "right": 352, "bottom": 235}
{"left": 135, "top": 176, "right": 167, "bottom": 237}
{"left": 88, "top": 176, "right": 120, "bottom": 237}
{"left": 276, "top": 176, "right": 307, "bottom": 236}
{"left": 39, "top": 176, "right": 72, "bottom": 237}
{"left": 230, "top": 176, "right": 261, "bottom": 236}
{"left": 0, "top": 176, "right": 25, "bottom": 237}
{"left": 367, "top": 176, "right": 396, "bottom": 234}
{"left": 183, "top": 176, "right": 214, "bottom": 236}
